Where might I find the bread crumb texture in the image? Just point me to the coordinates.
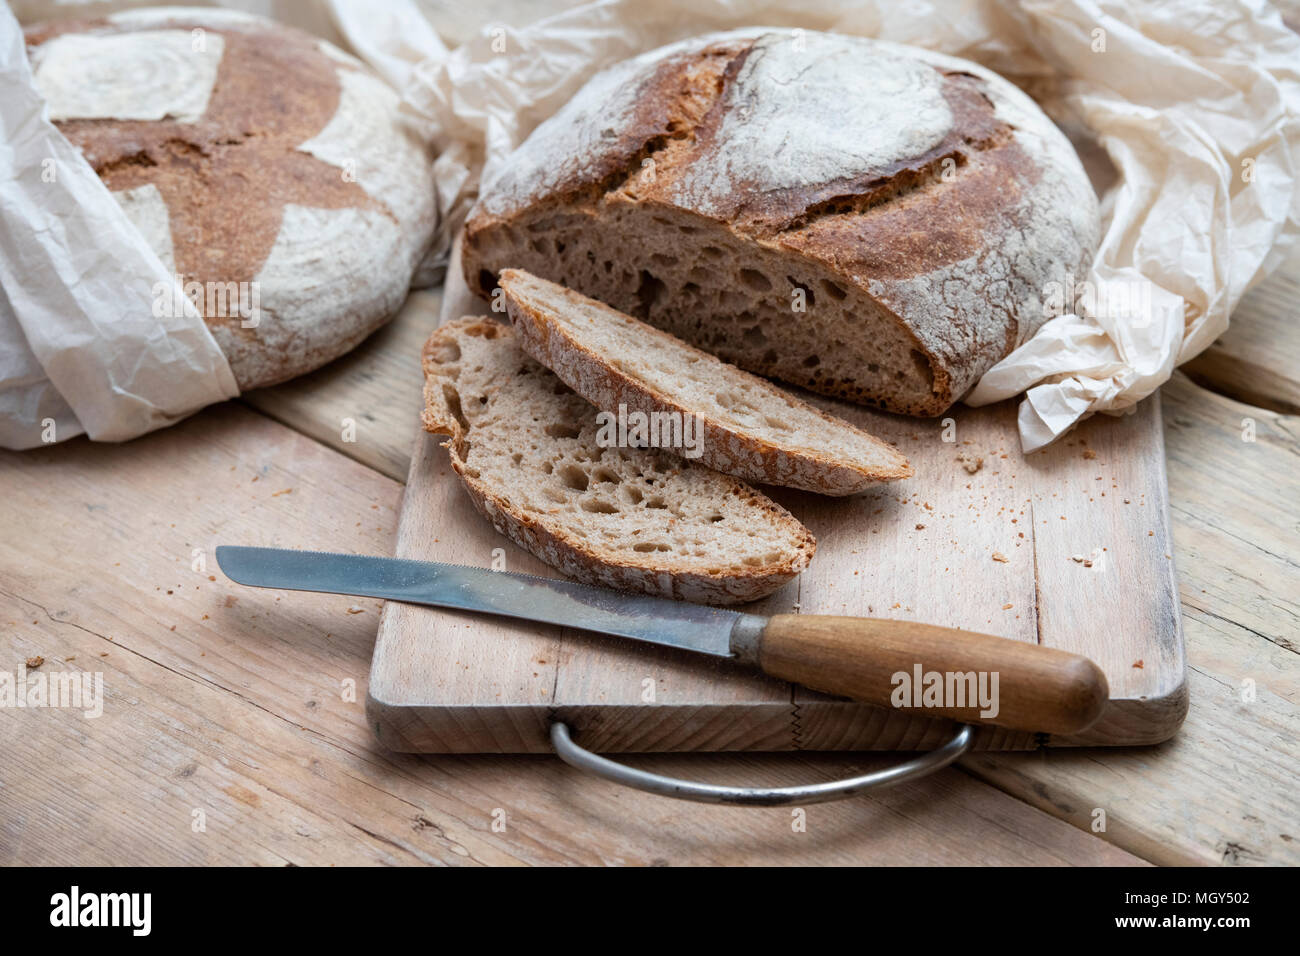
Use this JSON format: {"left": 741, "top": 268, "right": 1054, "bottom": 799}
{"left": 500, "top": 268, "right": 911, "bottom": 494}
{"left": 421, "top": 318, "right": 815, "bottom": 605}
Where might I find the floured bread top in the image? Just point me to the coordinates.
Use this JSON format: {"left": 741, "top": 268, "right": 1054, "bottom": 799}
{"left": 33, "top": 29, "right": 225, "bottom": 123}
{"left": 473, "top": 29, "right": 1085, "bottom": 231}
{"left": 668, "top": 34, "right": 954, "bottom": 216}
{"left": 468, "top": 30, "right": 1100, "bottom": 407}
{"left": 25, "top": 7, "right": 436, "bottom": 390}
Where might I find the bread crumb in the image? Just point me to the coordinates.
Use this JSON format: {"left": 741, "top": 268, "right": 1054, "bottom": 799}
{"left": 1133, "top": 659, "right": 1144, "bottom": 669}
{"left": 1002, "top": 603, "right": 1013, "bottom": 610}
{"left": 1083, "top": 449, "right": 1097, "bottom": 460}
{"left": 1070, "top": 554, "right": 1093, "bottom": 568}
{"left": 991, "top": 551, "right": 1009, "bottom": 563}
{"left": 25, "top": 656, "right": 44, "bottom": 668}
{"left": 957, "top": 452, "right": 983, "bottom": 474}
{"left": 915, "top": 523, "right": 926, "bottom": 530}
{"left": 272, "top": 488, "right": 293, "bottom": 497}
{"left": 346, "top": 605, "right": 365, "bottom": 615}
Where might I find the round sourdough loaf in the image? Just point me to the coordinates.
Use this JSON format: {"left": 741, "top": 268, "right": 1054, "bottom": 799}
{"left": 463, "top": 30, "right": 1100, "bottom": 417}
{"left": 25, "top": 7, "right": 436, "bottom": 390}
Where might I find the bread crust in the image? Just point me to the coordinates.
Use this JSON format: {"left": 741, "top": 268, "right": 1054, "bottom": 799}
{"left": 501, "top": 269, "right": 912, "bottom": 495}
{"left": 421, "top": 318, "right": 815, "bottom": 605}
{"left": 463, "top": 31, "right": 1100, "bottom": 416}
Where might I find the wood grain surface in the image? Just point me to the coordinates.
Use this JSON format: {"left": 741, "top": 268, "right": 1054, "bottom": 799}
{"left": 0, "top": 405, "right": 1142, "bottom": 867}
{"left": 1183, "top": 256, "right": 1300, "bottom": 415}
{"left": 3, "top": 293, "right": 1295, "bottom": 865}
{"left": 7, "top": 260, "right": 1291, "bottom": 864}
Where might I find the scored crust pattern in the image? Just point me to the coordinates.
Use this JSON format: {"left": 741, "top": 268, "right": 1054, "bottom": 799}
{"left": 26, "top": 10, "right": 435, "bottom": 390}
{"left": 464, "top": 31, "right": 1099, "bottom": 416}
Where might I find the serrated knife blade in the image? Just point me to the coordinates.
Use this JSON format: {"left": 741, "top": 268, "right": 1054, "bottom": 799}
{"left": 214, "top": 546, "right": 744, "bottom": 657}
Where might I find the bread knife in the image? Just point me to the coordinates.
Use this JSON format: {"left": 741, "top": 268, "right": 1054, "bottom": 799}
{"left": 215, "top": 546, "right": 1108, "bottom": 735}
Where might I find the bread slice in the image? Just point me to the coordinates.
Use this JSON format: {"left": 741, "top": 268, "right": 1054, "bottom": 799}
{"left": 499, "top": 270, "right": 912, "bottom": 495}
{"left": 421, "top": 317, "right": 815, "bottom": 605}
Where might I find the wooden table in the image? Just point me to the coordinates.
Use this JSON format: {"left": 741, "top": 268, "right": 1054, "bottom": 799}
{"left": 3, "top": 6, "right": 1298, "bottom": 865}
{"left": 3, "top": 254, "right": 1296, "bottom": 866}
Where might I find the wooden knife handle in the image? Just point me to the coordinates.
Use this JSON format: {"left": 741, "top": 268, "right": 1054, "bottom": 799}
{"left": 737, "top": 615, "right": 1108, "bottom": 736}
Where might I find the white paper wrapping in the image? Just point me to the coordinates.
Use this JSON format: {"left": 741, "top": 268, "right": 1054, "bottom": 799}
{"left": 405, "top": 0, "right": 1300, "bottom": 450}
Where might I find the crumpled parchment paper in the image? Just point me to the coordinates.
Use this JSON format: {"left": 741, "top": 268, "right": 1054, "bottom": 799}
{"left": 406, "top": 0, "right": 1300, "bottom": 450}
{"left": 5, "top": 0, "right": 1299, "bottom": 451}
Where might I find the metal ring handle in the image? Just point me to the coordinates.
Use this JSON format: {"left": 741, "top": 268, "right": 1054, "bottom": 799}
{"left": 549, "top": 722, "right": 974, "bottom": 807}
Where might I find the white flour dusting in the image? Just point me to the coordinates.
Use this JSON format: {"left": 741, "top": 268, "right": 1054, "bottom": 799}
{"left": 111, "top": 184, "right": 176, "bottom": 274}
{"left": 31, "top": 31, "right": 224, "bottom": 124}
{"left": 670, "top": 33, "right": 953, "bottom": 212}
{"left": 108, "top": 8, "right": 265, "bottom": 29}
{"left": 297, "top": 66, "right": 432, "bottom": 246}
{"left": 234, "top": 204, "right": 406, "bottom": 383}
{"left": 474, "top": 53, "right": 647, "bottom": 219}
{"left": 850, "top": 41, "right": 1101, "bottom": 387}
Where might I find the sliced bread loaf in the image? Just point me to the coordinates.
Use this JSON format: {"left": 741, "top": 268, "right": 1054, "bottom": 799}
{"left": 500, "top": 270, "right": 912, "bottom": 495}
{"left": 421, "top": 317, "right": 816, "bottom": 604}
{"left": 464, "top": 31, "right": 1099, "bottom": 417}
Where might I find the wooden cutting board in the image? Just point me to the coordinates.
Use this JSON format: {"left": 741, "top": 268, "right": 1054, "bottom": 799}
{"left": 368, "top": 392, "right": 1186, "bottom": 753}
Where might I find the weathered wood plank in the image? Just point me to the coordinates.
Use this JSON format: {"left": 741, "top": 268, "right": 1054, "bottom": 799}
{"left": 962, "top": 373, "right": 1300, "bottom": 866}
{"left": 241, "top": 289, "right": 440, "bottom": 482}
{"left": 0, "top": 404, "right": 1140, "bottom": 865}
{"left": 1183, "top": 265, "right": 1300, "bottom": 415}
